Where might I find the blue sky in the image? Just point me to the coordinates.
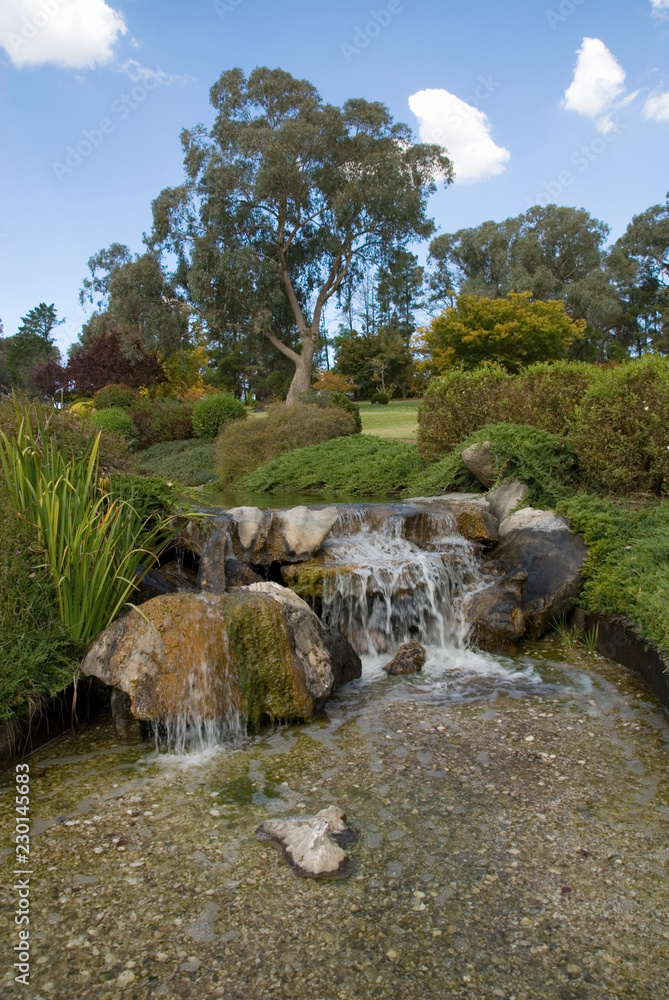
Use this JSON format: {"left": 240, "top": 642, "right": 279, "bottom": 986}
{"left": 1, "top": 0, "right": 668, "bottom": 356}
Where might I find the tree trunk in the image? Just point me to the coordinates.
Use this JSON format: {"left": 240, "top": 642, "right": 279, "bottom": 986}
{"left": 286, "top": 338, "right": 316, "bottom": 404}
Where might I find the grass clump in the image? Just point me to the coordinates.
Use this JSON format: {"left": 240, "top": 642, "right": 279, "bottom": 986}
{"left": 193, "top": 392, "right": 246, "bottom": 439}
{"left": 237, "top": 435, "right": 425, "bottom": 497}
{"left": 557, "top": 494, "right": 669, "bottom": 652}
{"left": 0, "top": 409, "right": 183, "bottom": 649}
{"left": 217, "top": 402, "right": 358, "bottom": 488}
{"left": 0, "top": 478, "right": 78, "bottom": 722}
{"left": 406, "top": 423, "right": 576, "bottom": 508}
{"left": 135, "top": 438, "right": 217, "bottom": 486}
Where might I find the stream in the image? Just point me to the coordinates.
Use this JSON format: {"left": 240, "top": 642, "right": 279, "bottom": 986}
{"left": 1, "top": 502, "right": 669, "bottom": 999}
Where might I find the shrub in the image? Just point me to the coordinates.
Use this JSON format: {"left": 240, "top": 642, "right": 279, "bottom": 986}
{"left": 557, "top": 493, "right": 669, "bottom": 653}
{"left": 90, "top": 407, "right": 138, "bottom": 447}
{"left": 129, "top": 398, "right": 194, "bottom": 450}
{"left": 92, "top": 383, "right": 137, "bottom": 410}
{"left": 193, "top": 392, "right": 246, "bottom": 438}
{"left": 407, "top": 423, "right": 576, "bottom": 508}
{"left": 299, "top": 388, "right": 362, "bottom": 432}
{"left": 371, "top": 392, "right": 390, "bottom": 405}
{"left": 417, "top": 361, "right": 601, "bottom": 460}
{"left": 505, "top": 361, "right": 601, "bottom": 435}
{"left": 69, "top": 400, "right": 93, "bottom": 417}
{"left": 418, "top": 365, "right": 509, "bottom": 460}
{"left": 570, "top": 356, "right": 669, "bottom": 495}
{"left": 238, "top": 435, "right": 425, "bottom": 497}
{"left": 217, "top": 402, "right": 358, "bottom": 487}
{"left": 135, "top": 439, "right": 217, "bottom": 486}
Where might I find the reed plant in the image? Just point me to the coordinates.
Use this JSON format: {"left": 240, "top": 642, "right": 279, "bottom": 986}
{"left": 0, "top": 407, "right": 181, "bottom": 649}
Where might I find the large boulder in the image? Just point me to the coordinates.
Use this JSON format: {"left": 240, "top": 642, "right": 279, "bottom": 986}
{"left": 228, "top": 506, "right": 340, "bottom": 564}
{"left": 81, "top": 584, "right": 361, "bottom": 732}
{"left": 490, "top": 507, "right": 587, "bottom": 639}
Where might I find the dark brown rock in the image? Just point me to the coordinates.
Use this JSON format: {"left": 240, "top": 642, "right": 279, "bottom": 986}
{"left": 383, "top": 641, "right": 426, "bottom": 675}
{"left": 465, "top": 570, "right": 528, "bottom": 654}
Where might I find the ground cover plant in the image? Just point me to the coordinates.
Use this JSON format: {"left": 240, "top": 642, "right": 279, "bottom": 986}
{"left": 217, "top": 402, "right": 358, "bottom": 488}
{"left": 135, "top": 438, "right": 217, "bottom": 486}
{"left": 237, "top": 435, "right": 425, "bottom": 497}
{"left": 557, "top": 494, "right": 669, "bottom": 654}
{"left": 406, "top": 423, "right": 577, "bottom": 508}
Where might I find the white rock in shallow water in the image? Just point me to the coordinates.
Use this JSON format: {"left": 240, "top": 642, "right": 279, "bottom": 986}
{"left": 256, "top": 806, "right": 353, "bottom": 877}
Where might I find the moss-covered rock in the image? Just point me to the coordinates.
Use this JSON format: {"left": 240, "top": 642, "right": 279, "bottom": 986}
{"left": 81, "top": 585, "right": 361, "bottom": 733}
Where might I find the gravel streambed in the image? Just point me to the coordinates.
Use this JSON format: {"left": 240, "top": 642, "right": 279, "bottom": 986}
{"left": 1, "top": 640, "right": 668, "bottom": 1000}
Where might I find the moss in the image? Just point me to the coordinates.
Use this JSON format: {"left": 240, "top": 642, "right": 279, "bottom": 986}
{"left": 224, "top": 592, "right": 314, "bottom": 725}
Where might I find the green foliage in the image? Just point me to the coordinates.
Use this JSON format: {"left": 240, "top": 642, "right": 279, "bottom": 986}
{"left": 238, "top": 435, "right": 426, "bottom": 497}
{"left": 299, "top": 388, "right": 362, "bottom": 432}
{"left": 192, "top": 392, "right": 246, "bottom": 439}
{"left": 0, "top": 411, "right": 182, "bottom": 649}
{"left": 418, "top": 364, "right": 510, "bottom": 460}
{"left": 419, "top": 291, "right": 586, "bottom": 376}
{"left": 0, "top": 477, "right": 78, "bottom": 722}
{"left": 135, "top": 438, "right": 217, "bottom": 487}
{"left": 557, "top": 494, "right": 669, "bottom": 653}
{"left": 371, "top": 392, "right": 390, "bottom": 405}
{"left": 503, "top": 361, "right": 600, "bottom": 435}
{"left": 570, "top": 355, "right": 669, "bottom": 495}
{"left": 217, "top": 402, "right": 359, "bottom": 487}
{"left": 128, "top": 398, "right": 194, "bottom": 449}
{"left": 92, "top": 383, "right": 137, "bottom": 409}
{"left": 407, "top": 423, "right": 576, "bottom": 508}
{"left": 417, "top": 361, "right": 601, "bottom": 460}
{"left": 90, "top": 407, "right": 138, "bottom": 447}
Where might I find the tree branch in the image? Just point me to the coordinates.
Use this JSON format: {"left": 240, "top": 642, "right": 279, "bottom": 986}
{"left": 263, "top": 328, "right": 301, "bottom": 363}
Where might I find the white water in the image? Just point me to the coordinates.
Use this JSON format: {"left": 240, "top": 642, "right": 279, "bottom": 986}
{"left": 320, "top": 506, "right": 540, "bottom": 699}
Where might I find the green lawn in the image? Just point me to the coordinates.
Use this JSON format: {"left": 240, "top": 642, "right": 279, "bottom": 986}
{"left": 358, "top": 399, "right": 420, "bottom": 441}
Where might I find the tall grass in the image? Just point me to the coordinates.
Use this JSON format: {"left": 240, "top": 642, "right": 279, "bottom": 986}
{"left": 0, "top": 408, "right": 181, "bottom": 649}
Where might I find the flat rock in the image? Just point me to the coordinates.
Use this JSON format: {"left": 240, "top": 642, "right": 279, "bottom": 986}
{"left": 256, "top": 806, "right": 354, "bottom": 878}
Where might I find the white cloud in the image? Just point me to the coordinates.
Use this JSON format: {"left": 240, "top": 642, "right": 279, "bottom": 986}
{"left": 117, "top": 59, "right": 189, "bottom": 86}
{"left": 563, "top": 37, "right": 628, "bottom": 133}
{"left": 408, "top": 88, "right": 510, "bottom": 185}
{"left": 644, "top": 90, "right": 669, "bottom": 121}
{"left": 0, "top": 0, "right": 127, "bottom": 70}
{"left": 650, "top": 0, "right": 669, "bottom": 15}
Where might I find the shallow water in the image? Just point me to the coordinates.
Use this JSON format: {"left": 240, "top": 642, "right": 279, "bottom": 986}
{"left": 2, "top": 642, "right": 669, "bottom": 1000}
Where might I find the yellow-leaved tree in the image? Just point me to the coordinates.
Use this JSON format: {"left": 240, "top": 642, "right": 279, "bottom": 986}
{"left": 417, "top": 291, "right": 586, "bottom": 375}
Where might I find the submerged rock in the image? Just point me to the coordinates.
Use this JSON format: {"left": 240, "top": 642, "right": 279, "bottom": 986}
{"left": 383, "top": 641, "right": 426, "bottom": 675}
{"left": 81, "top": 585, "right": 361, "bottom": 733}
{"left": 256, "top": 806, "right": 354, "bottom": 878}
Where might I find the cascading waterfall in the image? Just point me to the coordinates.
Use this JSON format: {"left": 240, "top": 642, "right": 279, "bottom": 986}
{"left": 317, "top": 505, "right": 538, "bottom": 698}
{"left": 320, "top": 507, "right": 483, "bottom": 655}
